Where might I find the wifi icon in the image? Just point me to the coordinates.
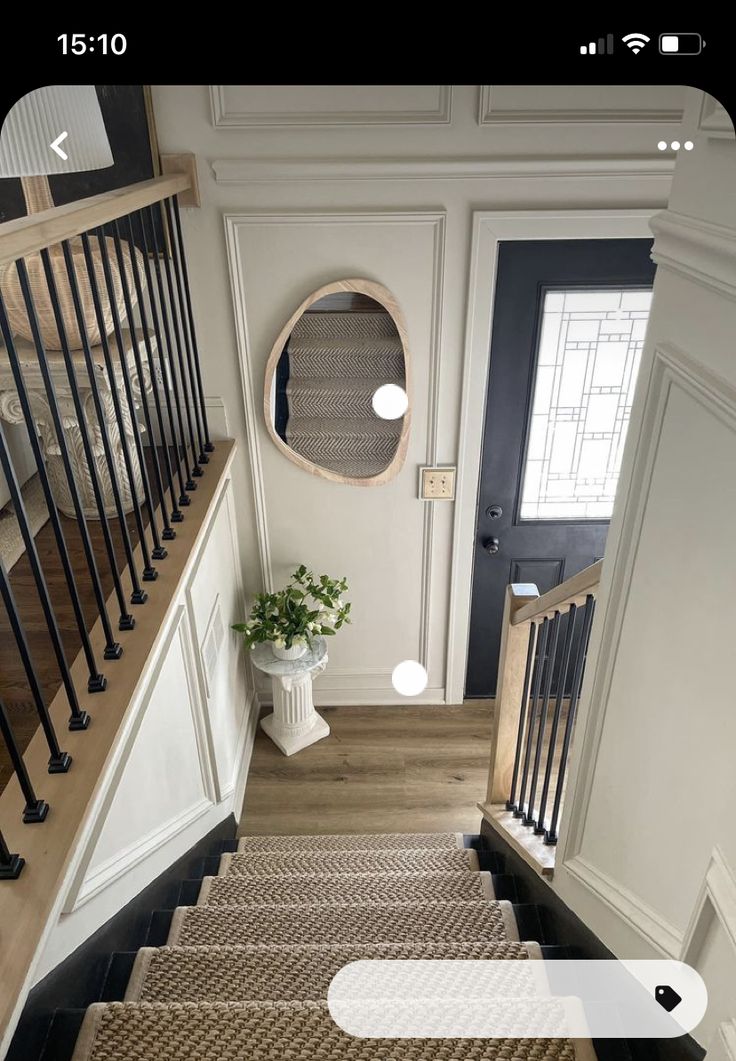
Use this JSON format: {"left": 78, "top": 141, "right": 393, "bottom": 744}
{"left": 622, "top": 32, "right": 650, "bottom": 54}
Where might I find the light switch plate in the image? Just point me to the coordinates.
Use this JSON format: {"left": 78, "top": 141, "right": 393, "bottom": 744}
{"left": 419, "top": 466, "right": 456, "bottom": 500}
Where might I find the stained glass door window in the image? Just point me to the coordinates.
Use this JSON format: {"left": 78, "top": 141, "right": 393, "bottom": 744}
{"left": 519, "top": 288, "right": 652, "bottom": 520}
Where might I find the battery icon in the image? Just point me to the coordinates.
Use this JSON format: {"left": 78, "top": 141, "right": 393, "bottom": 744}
{"left": 659, "top": 33, "right": 704, "bottom": 54}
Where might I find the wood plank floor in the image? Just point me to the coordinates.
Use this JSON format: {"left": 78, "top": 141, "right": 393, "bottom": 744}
{"left": 239, "top": 702, "right": 494, "bottom": 836}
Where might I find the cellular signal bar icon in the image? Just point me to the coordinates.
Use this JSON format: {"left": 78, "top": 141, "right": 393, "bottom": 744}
{"left": 580, "top": 34, "right": 614, "bottom": 55}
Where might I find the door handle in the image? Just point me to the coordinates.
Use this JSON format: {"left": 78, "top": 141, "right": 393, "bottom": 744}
{"left": 483, "top": 536, "right": 500, "bottom": 555}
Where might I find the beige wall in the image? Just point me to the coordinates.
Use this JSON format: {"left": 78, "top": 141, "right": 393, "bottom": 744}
{"left": 554, "top": 92, "right": 736, "bottom": 1051}
{"left": 151, "top": 84, "right": 681, "bottom": 706}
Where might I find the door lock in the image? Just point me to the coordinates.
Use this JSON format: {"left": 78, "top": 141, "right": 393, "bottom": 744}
{"left": 486, "top": 505, "right": 503, "bottom": 520}
{"left": 483, "top": 536, "right": 500, "bottom": 555}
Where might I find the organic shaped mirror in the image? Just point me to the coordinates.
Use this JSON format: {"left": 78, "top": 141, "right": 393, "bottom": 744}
{"left": 264, "top": 279, "right": 410, "bottom": 485}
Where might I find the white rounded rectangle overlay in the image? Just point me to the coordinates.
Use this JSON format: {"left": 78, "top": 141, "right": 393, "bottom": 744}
{"left": 327, "top": 960, "right": 707, "bottom": 1039}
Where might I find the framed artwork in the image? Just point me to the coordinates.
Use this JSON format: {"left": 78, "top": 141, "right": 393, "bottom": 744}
{"left": 0, "top": 85, "right": 166, "bottom": 251}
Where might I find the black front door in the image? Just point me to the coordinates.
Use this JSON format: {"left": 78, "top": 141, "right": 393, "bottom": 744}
{"left": 466, "top": 239, "right": 655, "bottom": 698}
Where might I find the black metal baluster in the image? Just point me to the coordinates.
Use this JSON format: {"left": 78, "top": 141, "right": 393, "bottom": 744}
{"left": 0, "top": 828, "right": 24, "bottom": 880}
{"left": 535, "top": 604, "right": 577, "bottom": 836}
{"left": 0, "top": 698, "right": 48, "bottom": 822}
{"left": 514, "top": 617, "right": 549, "bottom": 821}
{"left": 38, "top": 249, "right": 124, "bottom": 655}
{"left": 147, "top": 204, "right": 194, "bottom": 501}
{"left": 114, "top": 218, "right": 173, "bottom": 548}
{"left": 545, "top": 595, "right": 596, "bottom": 845}
{"left": 84, "top": 231, "right": 156, "bottom": 583}
{"left": 0, "top": 295, "right": 89, "bottom": 731}
{"left": 14, "top": 259, "right": 113, "bottom": 685}
{"left": 0, "top": 561, "right": 71, "bottom": 773}
{"left": 70, "top": 237, "right": 147, "bottom": 605}
{"left": 160, "top": 199, "right": 202, "bottom": 481}
{"left": 170, "top": 195, "right": 213, "bottom": 455}
{"left": 95, "top": 229, "right": 164, "bottom": 570}
{"left": 135, "top": 211, "right": 188, "bottom": 514}
{"left": 57, "top": 243, "right": 134, "bottom": 630}
{"left": 506, "top": 623, "right": 537, "bottom": 811}
{"left": 165, "top": 197, "right": 205, "bottom": 466}
{"left": 525, "top": 610, "right": 561, "bottom": 827}
{"left": 128, "top": 211, "right": 182, "bottom": 527}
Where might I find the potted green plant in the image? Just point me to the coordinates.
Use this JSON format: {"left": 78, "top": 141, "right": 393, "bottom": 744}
{"left": 233, "top": 565, "right": 351, "bottom": 661}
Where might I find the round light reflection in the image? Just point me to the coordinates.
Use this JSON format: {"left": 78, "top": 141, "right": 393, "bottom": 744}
{"left": 684, "top": 140, "right": 694, "bottom": 151}
{"left": 372, "top": 384, "right": 409, "bottom": 420}
{"left": 657, "top": 141, "right": 668, "bottom": 151}
{"left": 392, "top": 660, "right": 428, "bottom": 697}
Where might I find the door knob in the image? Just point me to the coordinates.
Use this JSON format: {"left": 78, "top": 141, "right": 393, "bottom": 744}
{"left": 483, "top": 536, "right": 500, "bottom": 555}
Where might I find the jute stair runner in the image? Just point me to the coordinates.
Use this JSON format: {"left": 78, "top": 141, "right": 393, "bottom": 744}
{"left": 71, "top": 832, "right": 593, "bottom": 1060}
{"left": 167, "top": 899, "right": 519, "bottom": 947}
{"left": 74, "top": 1000, "right": 589, "bottom": 1061}
{"left": 219, "top": 846, "right": 479, "bottom": 877}
{"left": 285, "top": 312, "right": 406, "bottom": 479}
{"left": 197, "top": 869, "right": 496, "bottom": 906}
{"left": 125, "top": 941, "right": 538, "bottom": 1004}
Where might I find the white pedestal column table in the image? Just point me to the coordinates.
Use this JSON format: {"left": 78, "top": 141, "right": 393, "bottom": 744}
{"left": 251, "top": 637, "right": 330, "bottom": 756}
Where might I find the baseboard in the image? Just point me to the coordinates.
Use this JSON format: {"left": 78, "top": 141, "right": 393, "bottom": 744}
{"left": 479, "top": 821, "right": 706, "bottom": 1061}
{"left": 7, "top": 814, "right": 237, "bottom": 1061}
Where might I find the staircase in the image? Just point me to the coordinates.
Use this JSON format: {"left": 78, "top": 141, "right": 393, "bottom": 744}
{"left": 39, "top": 831, "right": 585, "bottom": 1060}
{"left": 285, "top": 311, "right": 406, "bottom": 478}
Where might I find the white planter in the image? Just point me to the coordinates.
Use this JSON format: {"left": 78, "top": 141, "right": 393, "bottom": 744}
{"left": 271, "top": 641, "right": 307, "bottom": 661}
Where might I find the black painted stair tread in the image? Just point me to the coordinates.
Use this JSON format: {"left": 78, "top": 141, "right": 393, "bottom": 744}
{"left": 221, "top": 846, "right": 480, "bottom": 877}
{"left": 166, "top": 899, "right": 520, "bottom": 947}
{"left": 72, "top": 1000, "right": 594, "bottom": 1061}
{"left": 197, "top": 869, "right": 496, "bottom": 906}
{"left": 125, "top": 940, "right": 538, "bottom": 1003}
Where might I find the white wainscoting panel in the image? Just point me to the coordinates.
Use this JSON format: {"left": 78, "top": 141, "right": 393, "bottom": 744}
{"left": 69, "top": 605, "right": 216, "bottom": 910}
{"left": 225, "top": 212, "right": 447, "bottom": 702}
{"left": 478, "top": 85, "right": 685, "bottom": 124}
{"left": 211, "top": 85, "right": 452, "bottom": 127}
{"left": 187, "top": 479, "right": 249, "bottom": 799}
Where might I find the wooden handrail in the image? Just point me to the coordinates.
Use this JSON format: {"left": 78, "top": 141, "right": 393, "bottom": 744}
{"left": 512, "top": 560, "right": 603, "bottom": 626}
{"left": 0, "top": 174, "right": 190, "bottom": 266}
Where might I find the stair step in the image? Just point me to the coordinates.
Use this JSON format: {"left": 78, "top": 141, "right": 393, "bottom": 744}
{"left": 39, "top": 1009, "right": 86, "bottom": 1061}
{"left": 236, "top": 831, "right": 463, "bottom": 854}
{"left": 125, "top": 940, "right": 536, "bottom": 1003}
{"left": 176, "top": 879, "right": 202, "bottom": 907}
{"left": 288, "top": 346, "right": 405, "bottom": 380}
{"left": 144, "top": 910, "right": 174, "bottom": 948}
{"left": 99, "top": 953, "right": 137, "bottom": 1002}
{"left": 166, "top": 899, "right": 519, "bottom": 948}
{"left": 221, "top": 847, "right": 480, "bottom": 878}
{"left": 291, "top": 312, "right": 399, "bottom": 340}
{"left": 71, "top": 1000, "right": 583, "bottom": 1061}
{"left": 286, "top": 377, "right": 403, "bottom": 419}
{"left": 286, "top": 417, "right": 402, "bottom": 466}
{"left": 197, "top": 870, "right": 496, "bottom": 907}
{"left": 513, "top": 903, "right": 548, "bottom": 945}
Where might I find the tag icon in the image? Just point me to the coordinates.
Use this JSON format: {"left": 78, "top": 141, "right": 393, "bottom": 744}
{"left": 655, "top": 985, "right": 682, "bottom": 1012}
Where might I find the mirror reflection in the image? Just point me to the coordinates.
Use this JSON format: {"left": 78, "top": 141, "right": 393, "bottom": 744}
{"left": 264, "top": 280, "right": 409, "bottom": 485}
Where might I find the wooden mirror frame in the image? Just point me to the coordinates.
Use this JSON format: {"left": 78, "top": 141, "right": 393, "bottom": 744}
{"left": 263, "top": 278, "right": 411, "bottom": 486}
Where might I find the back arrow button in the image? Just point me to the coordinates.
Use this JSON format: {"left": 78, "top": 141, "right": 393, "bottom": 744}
{"left": 50, "top": 131, "right": 69, "bottom": 161}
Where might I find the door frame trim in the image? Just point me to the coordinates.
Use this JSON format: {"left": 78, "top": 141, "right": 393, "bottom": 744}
{"left": 446, "top": 210, "right": 658, "bottom": 704}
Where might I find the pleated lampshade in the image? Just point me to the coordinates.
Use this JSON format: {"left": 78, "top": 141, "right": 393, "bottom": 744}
{"left": 0, "top": 85, "right": 144, "bottom": 352}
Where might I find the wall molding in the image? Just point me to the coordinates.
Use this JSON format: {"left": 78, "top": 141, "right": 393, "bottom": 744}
{"left": 563, "top": 855, "right": 684, "bottom": 957}
{"left": 559, "top": 342, "right": 736, "bottom": 869}
{"left": 62, "top": 606, "right": 217, "bottom": 914}
{"left": 698, "top": 94, "right": 734, "bottom": 139}
{"left": 712, "top": 1021, "right": 736, "bottom": 1061}
{"left": 477, "top": 85, "right": 684, "bottom": 126}
{"left": 224, "top": 210, "right": 446, "bottom": 690}
{"left": 445, "top": 209, "right": 657, "bottom": 703}
{"left": 682, "top": 846, "right": 736, "bottom": 965}
{"left": 212, "top": 156, "right": 675, "bottom": 185}
{"left": 650, "top": 209, "right": 736, "bottom": 301}
{"left": 210, "top": 85, "right": 452, "bottom": 127}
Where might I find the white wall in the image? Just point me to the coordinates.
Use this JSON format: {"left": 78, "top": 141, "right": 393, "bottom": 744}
{"left": 34, "top": 464, "right": 256, "bottom": 982}
{"left": 151, "top": 83, "right": 681, "bottom": 706}
{"left": 554, "top": 92, "right": 736, "bottom": 1050}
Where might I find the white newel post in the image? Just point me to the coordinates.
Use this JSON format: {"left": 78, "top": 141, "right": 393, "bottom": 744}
{"left": 251, "top": 636, "right": 330, "bottom": 756}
